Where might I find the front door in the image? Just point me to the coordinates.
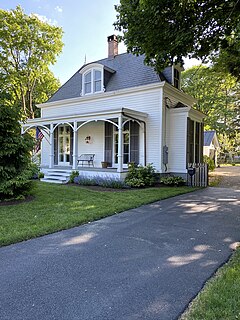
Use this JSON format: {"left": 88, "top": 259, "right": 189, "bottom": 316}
{"left": 58, "top": 125, "right": 70, "bottom": 165}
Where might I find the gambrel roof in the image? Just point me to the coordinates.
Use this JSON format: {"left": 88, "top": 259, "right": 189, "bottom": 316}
{"left": 48, "top": 53, "right": 166, "bottom": 103}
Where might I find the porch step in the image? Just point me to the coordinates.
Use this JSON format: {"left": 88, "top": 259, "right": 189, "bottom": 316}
{"left": 41, "top": 170, "right": 71, "bottom": 184}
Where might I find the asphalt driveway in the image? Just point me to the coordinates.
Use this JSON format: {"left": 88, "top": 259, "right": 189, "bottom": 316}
{"left": 0, "top": 187, "right": 240, "bottom": 320}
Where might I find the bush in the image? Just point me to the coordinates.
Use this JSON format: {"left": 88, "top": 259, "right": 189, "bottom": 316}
{"left": 29, "top": 163, "right": 40, "bottom": 179}
{"left": 69, "top": 170, "right": 79, "bottom": 183}
{"left": 160, "top": 175, "right": 186, "bottom": 186}
{"left": 125, "top": 163, "right": 156, "bottom": 188}
{"left": 74, "top": 175, "right": 128, "bottom": 189}
{"left": 203, "top": 155, "right": 215, "bottom": 171}
{"left": 38, "top": 172, "right": 44, "bottom": 179}
{"left": 0, "top": 105, "right": 34, "bottom": 201}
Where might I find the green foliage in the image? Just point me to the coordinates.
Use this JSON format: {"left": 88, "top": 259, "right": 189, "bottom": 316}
{"left": 38, "top": 172, "right": 44, "bottom": 179}
{"left": 160, "top": 176, "right": 186, "bottom": 186}
{"left": 125, "top": 163, "right": 156, "bottom": 188}
{"left": 115, "top": 1, "right": 240, "bottom": 77}
{"left": 0, "top": 104, "right": 34, "bottom": 200}
{"left": 203, "top": 155, "right": 215, "bottom": 172}
{"left": 0, "top": 5, "right": 63, "bottom": 119}
{"left": 69, "top": 170, "right": 79, "bottom": 183}
{"left": 182, "top": 66, "right": 240, "bottom": 153}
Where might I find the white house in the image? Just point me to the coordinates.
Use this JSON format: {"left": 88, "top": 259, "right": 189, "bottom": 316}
{"left": 22, "top": 35, "right": 205, "bottom": 183}
{"left": 203, "top": 130, "right": 220, "bottom": 166}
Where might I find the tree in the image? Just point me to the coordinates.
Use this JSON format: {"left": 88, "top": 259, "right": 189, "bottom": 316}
{"left": 0, "top": 98, "right": 34, "bottom": 201}
{"left": 212, "top": 23, "right": 240, "bottom": 80}
{"left": 182, "top": 66, "right": 240, "bottom": 152}
{"left": 115, "top": 0, "right": 240, "bottom": 77}
{"left": 0, "top": 6, "right": 63, "bottom": 119}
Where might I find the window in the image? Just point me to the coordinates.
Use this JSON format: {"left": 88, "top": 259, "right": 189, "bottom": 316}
{"left": 173, "top": 68, "right": 180, "bottom": 89}
{"left": 94, "top": 70, "right": 101, "bottom": 92}
{"left": 113, "top": 121, "right": 139, "bottom": 166}
{"left": 84, "top": 71, "right": 92, "bottom": 94}
{"left": 82, "top": 68, "right": 103, "bottom": 95}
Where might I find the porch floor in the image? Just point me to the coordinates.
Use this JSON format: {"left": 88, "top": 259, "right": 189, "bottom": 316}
{"left": 41, "top": 166, "right": 128, "bottom": 173}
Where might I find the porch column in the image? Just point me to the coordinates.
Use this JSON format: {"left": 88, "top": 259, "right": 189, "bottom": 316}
{"left": 117, "top": 114, "right": 123, "bottom": 172}
{"left": 141, "top": 123, "right": 146, "bottom": 166}
{"left": 49, "top": 123, "right": 54, "bottom": 169}
{"left": 72, "top": 121, "right": 78, "bottom": 170}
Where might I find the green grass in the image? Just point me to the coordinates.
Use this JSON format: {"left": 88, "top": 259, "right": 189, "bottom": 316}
{"left": 0, "top": 181, "right": 195, "bottom": 247}
{"left": 181, "top": 248, "right": 240, "bottom": 320}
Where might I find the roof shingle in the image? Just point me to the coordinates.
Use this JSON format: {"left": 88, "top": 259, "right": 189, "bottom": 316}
{"left": 48, "top": 53, "right": 162, "bottom": 103}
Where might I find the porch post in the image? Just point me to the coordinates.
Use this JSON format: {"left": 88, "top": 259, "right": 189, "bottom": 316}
{"left": 49, "top": 123, "right": 54, "bottom": 169}
{"left": 117, "top": 114, "right": 123, "bottom": 172}
{"left": 72, "top": 121, "right": 78, "bottom": 170}
{"left": 141, "top": 123, "right": 146, "bottom": 166}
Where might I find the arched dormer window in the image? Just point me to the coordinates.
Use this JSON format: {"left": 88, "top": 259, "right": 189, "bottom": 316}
{"left": 80, "top": 64, "right": 104, "bottom": 95}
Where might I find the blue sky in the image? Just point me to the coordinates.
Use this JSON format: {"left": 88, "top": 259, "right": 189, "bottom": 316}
{"left": 1, "top": 0, "right": 199, "bottom": 84}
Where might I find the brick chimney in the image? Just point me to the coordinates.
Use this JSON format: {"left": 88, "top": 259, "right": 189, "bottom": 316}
{"left": 108, "top": 35, "right": 118, "bottom": 58}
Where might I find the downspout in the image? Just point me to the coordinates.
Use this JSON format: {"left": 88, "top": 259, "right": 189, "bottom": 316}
{"left": 122, "top": 111, "right": 146, "bottom": 166}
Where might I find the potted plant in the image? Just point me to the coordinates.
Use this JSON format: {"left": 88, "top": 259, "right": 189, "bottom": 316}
{"left": 101, "top": 161, "right": 109, "bottom": 168}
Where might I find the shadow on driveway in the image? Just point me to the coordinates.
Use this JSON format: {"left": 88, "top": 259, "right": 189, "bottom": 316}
{"left": 0, "top": 187, "right": 239, "bottom": 320}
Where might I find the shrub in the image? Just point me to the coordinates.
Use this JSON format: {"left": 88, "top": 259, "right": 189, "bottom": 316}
{"left": 0, "top": 105, "right": 34, "bottom": 201}
{"left": 38, "top": 172, "right": 44, "bottom": 179}
{"left": 203, "top": 155, "right": 215, "bottom": 171}
{"left": 29, "top": 162, "right": 40, "bottom": 179}
{"left": 74, "top": 175, "right": 128, "bottom": 189}
{"left": 69, "top": 170, "right": 79, "bottom": 183}
{"left": 125, "top": 163, "right": 156, "bottom": 188}
{"left": 160, "top": 175, "right": 186, "bottom": 186}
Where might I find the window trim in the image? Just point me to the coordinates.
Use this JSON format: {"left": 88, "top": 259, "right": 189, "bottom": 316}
{"left": 80, "top": 63, "right": 104, "bottom": 96}
{"left": 173, "top": 68, "right": 180, "bottom": 89}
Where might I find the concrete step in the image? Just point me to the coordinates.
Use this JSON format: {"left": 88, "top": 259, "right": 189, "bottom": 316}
{"left": 40, "top": 178, "right": 66, "bottom": 184}
{"left": 41, "top": 170, "right": 71, "bottom": 184}
{"left": 44, "top": 175, "right": 69, "bottom": 181}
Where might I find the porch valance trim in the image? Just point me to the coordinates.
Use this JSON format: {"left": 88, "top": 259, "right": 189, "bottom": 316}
{"left": 22, "top": 108, "right": 148, "bottom": 129}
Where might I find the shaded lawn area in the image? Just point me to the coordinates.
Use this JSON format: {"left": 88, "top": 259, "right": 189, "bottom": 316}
{"left": 181, "top": 248, "right": 240, "bottom": 320}
{"left": 0, "top": 181, "right": 195, "bottom": 247}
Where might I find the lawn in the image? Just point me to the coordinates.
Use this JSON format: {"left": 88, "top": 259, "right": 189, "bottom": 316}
{"left": 0, "top": 181, "right": 194, "bottom": 246}
{"left": 180, "top": 247, "right": 240, "bottom": 320}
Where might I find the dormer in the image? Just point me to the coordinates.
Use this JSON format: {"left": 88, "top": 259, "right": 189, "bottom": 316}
{"left": 80, "top": 63, "right": 104, "bottom": 95}
{"left": 162, "top": 64, "right": 184, "bottom": 90}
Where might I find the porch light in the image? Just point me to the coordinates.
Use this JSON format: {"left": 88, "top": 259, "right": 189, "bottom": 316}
{"left": 85, "top": 136, "right": 91, "bottom": 143}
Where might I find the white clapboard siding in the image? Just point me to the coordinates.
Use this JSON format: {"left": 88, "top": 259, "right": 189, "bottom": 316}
{"left": 77, "top": 121, "right": 104, "bottom": 168}
{"left": 41, "top": 88, "right": 163, "bottom": 171}
{"left": 167, "top": 109, "right": 188, "bottom": 173}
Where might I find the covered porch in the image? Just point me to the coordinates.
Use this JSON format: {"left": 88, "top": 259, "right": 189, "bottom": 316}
{"left": 22, "top": 108, "right": 148, "bottom": 181}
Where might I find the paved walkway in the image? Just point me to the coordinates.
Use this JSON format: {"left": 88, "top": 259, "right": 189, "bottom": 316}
{"left": 0, "top": 187, "right": 240, "bottom": 320}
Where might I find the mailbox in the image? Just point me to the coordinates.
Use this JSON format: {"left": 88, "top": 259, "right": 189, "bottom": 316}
{"left": 188, "top": 167, "right": 196, "bottom": 176}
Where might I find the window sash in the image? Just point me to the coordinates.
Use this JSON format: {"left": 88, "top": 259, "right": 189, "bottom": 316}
{"left": 83, "top": 69, "right": 102, "bottom": 94}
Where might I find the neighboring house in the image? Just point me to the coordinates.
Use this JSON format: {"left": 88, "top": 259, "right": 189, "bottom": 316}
{"left": 22, "top": 35, "right": 205, "bottom": 183}
{"left": 203, "top": 130, "right": 220, "bottom": 166}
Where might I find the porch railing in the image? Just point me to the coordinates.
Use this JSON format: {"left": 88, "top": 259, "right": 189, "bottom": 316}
{"left": 187, "top": 163, "right": 208, "bottom": 187}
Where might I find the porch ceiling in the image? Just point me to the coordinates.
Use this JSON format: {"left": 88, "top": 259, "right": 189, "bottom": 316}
{"left": 22, "top": 108, "right": 148, "bottom": 128}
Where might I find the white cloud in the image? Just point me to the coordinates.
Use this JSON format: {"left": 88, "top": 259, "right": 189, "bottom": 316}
{"left": 33, "top": 13, "right": 58, "bottom": 26}
{"left": 55, "top": 6, "right": 63, "bottom": 13}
